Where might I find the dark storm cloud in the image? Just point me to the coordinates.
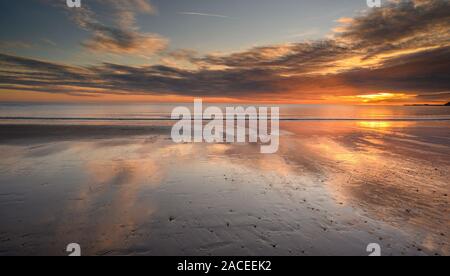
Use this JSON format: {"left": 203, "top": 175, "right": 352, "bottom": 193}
{"left": 0, "top": 0, "right": 449, "bottom": 102}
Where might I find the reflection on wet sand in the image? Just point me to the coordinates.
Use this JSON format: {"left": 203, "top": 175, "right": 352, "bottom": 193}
{"left": 0, "top": 121, "right": 448, "bottom": 255}
{"left": 58, "top": 157, "right": 163, "bottom": 255}
{"left": 281, "top": 121, "right": 450, "bottom": 254}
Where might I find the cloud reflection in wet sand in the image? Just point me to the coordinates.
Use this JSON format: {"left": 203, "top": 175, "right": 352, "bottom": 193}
{"left": 0, "top": 121, "right": 448, "bottom": 255}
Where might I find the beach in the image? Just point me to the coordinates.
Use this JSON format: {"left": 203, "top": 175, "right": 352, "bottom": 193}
{"left": 1, "top": 0, "right": 450, "bottom": 259}
{"left": 0, "top": 120, "right": 448, "bottom": 256}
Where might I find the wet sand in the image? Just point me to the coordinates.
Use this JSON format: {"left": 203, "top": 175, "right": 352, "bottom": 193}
{"left": 0, "top": 121, "right": 449, "bottom": 256}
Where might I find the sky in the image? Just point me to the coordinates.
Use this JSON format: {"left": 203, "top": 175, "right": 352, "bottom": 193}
{"left": 0, "top": 0, "right": 449, "bottom": 104}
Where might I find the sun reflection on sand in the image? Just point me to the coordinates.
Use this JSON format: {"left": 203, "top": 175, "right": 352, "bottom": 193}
{"left": 357, "top": 121, "right": 415, "bottom": 130}
{"left": 358, "top": 121, "right": 393, "bottom": 129}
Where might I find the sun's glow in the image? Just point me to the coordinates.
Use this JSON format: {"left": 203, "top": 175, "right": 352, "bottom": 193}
{"left": 340, "top": 93, "right": 417, "bottom": 104}
{"left": 357, "top": 121, "right": 393, "bottom": 129}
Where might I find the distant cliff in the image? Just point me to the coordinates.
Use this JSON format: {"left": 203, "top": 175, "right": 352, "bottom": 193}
{"left": 445, "top": 102, "right": 450, "bottom": 106}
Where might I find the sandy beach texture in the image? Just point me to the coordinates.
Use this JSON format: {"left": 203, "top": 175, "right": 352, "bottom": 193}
{"left": 0, "top": 121, "right": 449, "bottom": 256}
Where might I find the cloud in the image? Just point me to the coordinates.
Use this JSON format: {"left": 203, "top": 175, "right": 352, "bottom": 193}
{"left": 99, "top": 0, "right": 157, "bottom": 27}
{"left": 2, "top": 45, "right": 448, "bottom": 101}
{"left": 335, "top": 0, "right": 450, "bottom": 57}
{"left": 63, "top": 0, "right": 167, "bottom": 57}
{"left": 80, "top": 24, "right": 167, "bottom": 56}
{"left": 195, "top": 41, "right": 351, "bottom": 74}
{"left": 1, "top": 0, "right": 449, "bottom": 103}
{"left": 0, "top": 41, "right": 33, "bottom": 49}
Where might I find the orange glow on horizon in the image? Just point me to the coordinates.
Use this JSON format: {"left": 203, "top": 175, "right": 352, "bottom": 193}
{"left": 334, "top": 93, "right": 418, "bottom": 104}
{"left": 0, "top": 90, "right": 444, "bottom": 106}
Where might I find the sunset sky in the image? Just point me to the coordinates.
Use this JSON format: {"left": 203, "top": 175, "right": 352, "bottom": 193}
{"left": 0, "top": 0, "right": 449, "bottom": 104}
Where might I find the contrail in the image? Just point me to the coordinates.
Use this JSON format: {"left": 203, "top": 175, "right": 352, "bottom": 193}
{"left": 178, "top": 12, "right": 229, "bottom": 19}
